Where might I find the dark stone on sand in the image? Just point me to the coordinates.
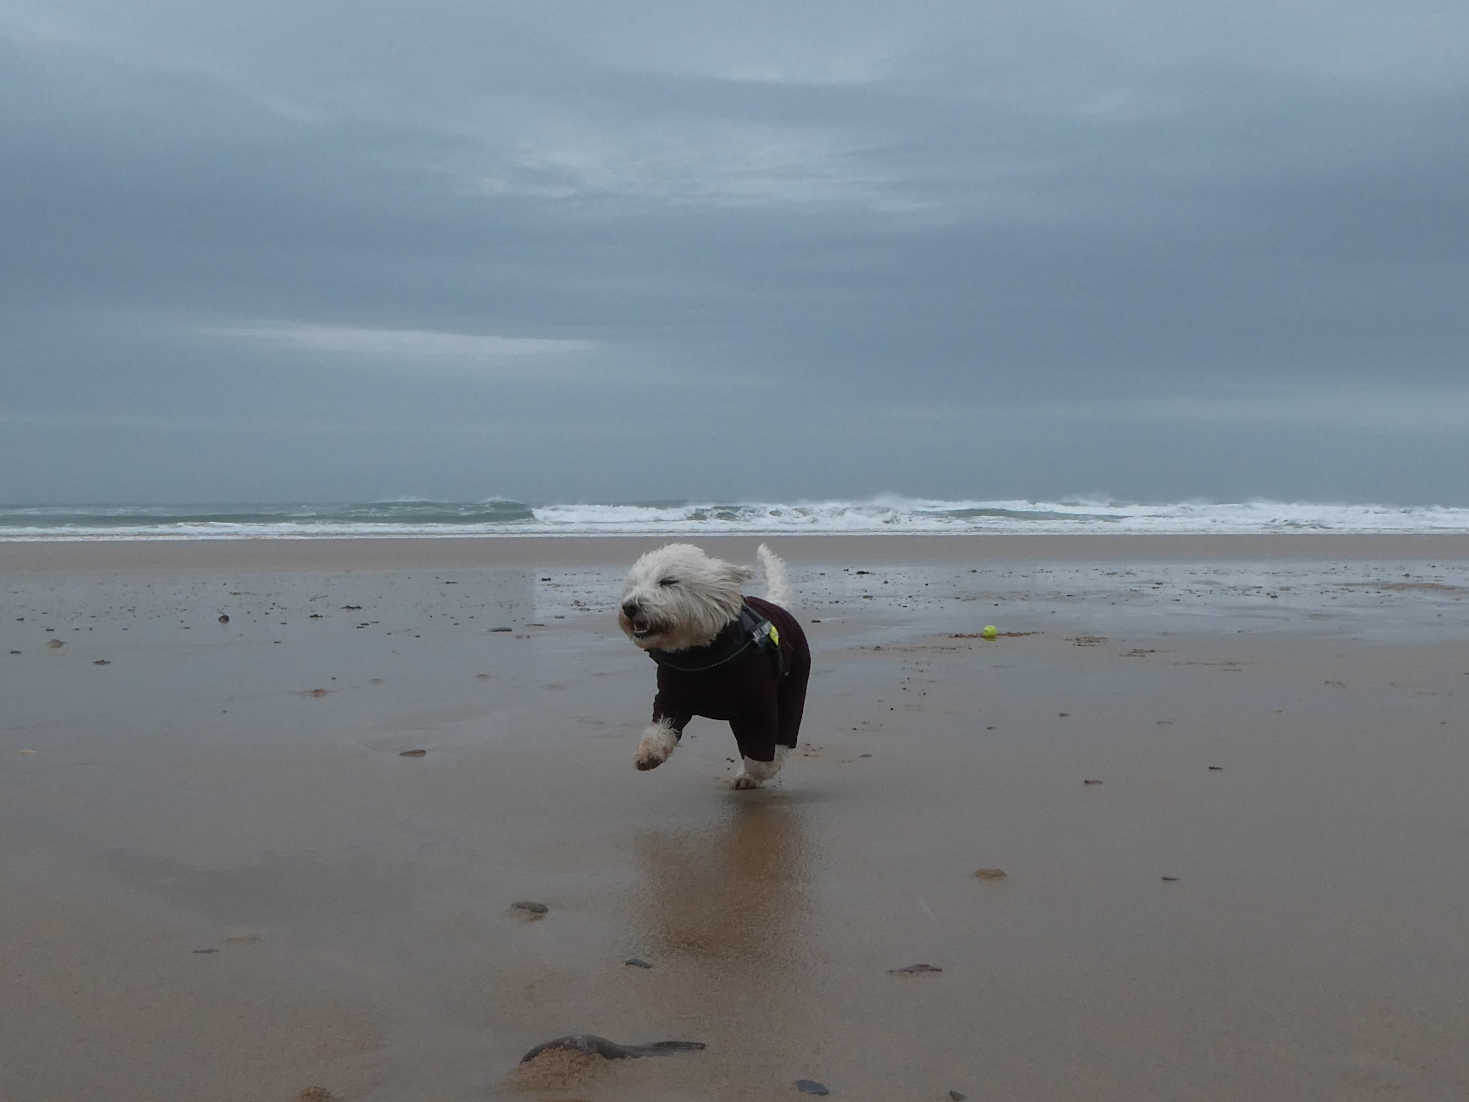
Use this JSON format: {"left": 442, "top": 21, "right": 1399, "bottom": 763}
{"left": 625, "top": 957, "right": 654, "bottom": 968}
{"left": 1208, "top": 765, "right": 1224, "bottom": 771}
{"left": 950, "top": 1091, "right": 967, "bottom": 1100}
{"left": 192, "top": 947, "right": 219, "bottom": 954}
{"left": 973, "top": 867, "right": 1007, "bottom": 880}
{"left": 795, "top": 1079, "right": 831, "bottom": 1095}
{"left": 1082, "top": 778, "right": 1103, "bottom": 785}
{"left": 888, "top": 963, "right": 942, "bottom": 974}
{"left": 399, "top": 748, "right": 428, "bottom": 757}
{"left": 93, "top": 659, "right": 111, "bottom": 665}
{"left": 519, "top": 1034, "right": 705, "bottom": 1063}
{"left": 1161, "top": 875, "right": 1180, "bottom": 882}
{"left": 491, "top": 626, "right": 514, "bottom": 632}
{"left": 217, "top": 614, "right": 229, "bottom": 623}
{"left": 511, "top": 900, "right": 549, "bottom": 916}
{"left": 46, "top": 639, "right": 64, "bottom": 649}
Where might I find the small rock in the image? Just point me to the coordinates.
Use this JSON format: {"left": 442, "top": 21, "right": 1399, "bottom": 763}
{"left": 795, "top": 1080, "right": 830, "bottom": 1095}
{"left": 1082, "top": 778, "right": 1103, "bottom": 785}
{"left": 624, "top": 958, "right": 654, "bottom": 969}
{"left": 973, "top": 868, "right": 1007, "bottom": 880}
{"left": 218, "top": 614, "right": 230, "bottom": 623}
{"left": 1161, "top": 875, "right": 1180, "bottom": 882}
{"left": 93, "top": 659, "right": 111, "bottom": 665}
{"left": 887, "top": 963, "right": 942, "bottom": 975}
{"left": 950, "top": 1092, "right": 967, "bottom": 1101}
{"left": 307, "top": 688, "right": 328, "bottom": 698}
{"left": 192, "top": 948, "right": 219, "bottom": 954}
{"left": 511, "top": 900, "right": 549, "bottom": 916}
{"left": 491, "top": 626, "right": 514, "bottom": 633}
{"left": 399, "top": 748, "right": 428, "bottom": 758}
{"left": 297, "top": 1089, "right": 336, "bottom": 1102}
{"left": 47, "top": 639, "right": 64, "bottom": 649}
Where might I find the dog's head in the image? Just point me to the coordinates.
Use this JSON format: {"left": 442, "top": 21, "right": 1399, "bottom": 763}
{"left": 618, "top": 543, "right": 753, "bottom": 652}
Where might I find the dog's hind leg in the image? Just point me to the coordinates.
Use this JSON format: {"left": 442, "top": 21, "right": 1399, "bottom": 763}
{"left": 733, "top": 746, "right": 788, "bottom": 789}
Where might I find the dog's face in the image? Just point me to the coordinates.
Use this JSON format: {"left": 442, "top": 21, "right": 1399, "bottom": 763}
{"left": 618, "top": 543, "right": 753, "bottom": 652}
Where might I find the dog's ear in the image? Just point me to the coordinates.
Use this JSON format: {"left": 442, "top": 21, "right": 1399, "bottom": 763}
{"left": 720, "top": 562, "right": 756, "bottom": 587}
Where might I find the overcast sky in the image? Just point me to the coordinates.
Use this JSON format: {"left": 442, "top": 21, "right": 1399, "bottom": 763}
{"left": 3, "top": 1, "right": 1467, "bottom": 504}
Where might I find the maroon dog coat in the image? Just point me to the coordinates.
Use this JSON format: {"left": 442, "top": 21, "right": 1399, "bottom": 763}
{"left": 646, "top": 595, "right": 810, "bottom": 763}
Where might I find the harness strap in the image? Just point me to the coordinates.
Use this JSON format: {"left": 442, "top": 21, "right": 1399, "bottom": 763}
{"left": 649, "top": 602, "right": 783, "bottom": 675}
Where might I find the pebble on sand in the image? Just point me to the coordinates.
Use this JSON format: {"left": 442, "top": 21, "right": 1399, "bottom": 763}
{"left": 511, "top": 900, "right": 549, "bottom": 917}
{"left": 973, "top": 867, "right": 1007, "bottom": 880}
{"left": 795, "top": 1080, "right": 830, "bottom": 1095}
{"left": 887, "top": 963, "right": 942, "bottom": 975}
{"left": 625, "top": 957, "right": 654, "bottom": 968}
{"left": 296, "top": 1089, "right": 336, "bottom": 1102}
{"left": 218, "top": 614, "right": 230, "bottom": 623}
{"left": 47, "top": 639, "right": 64, "bottom": 649}
{"left": 398, "top": 748, "right": 428, "bottom": 757}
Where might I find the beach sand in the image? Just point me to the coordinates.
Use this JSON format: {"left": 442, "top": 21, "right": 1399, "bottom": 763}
{"left": 2, "top": 535, "right": 1468, "bottom": 1101}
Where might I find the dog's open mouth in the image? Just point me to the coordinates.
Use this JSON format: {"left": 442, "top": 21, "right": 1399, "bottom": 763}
{"left": 623, "top": 612, "right": 658, "bottom": 639}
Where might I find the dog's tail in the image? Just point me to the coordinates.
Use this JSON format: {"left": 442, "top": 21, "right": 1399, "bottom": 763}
{"left": 755, "top": 544, "right": 792, "bottom": 608}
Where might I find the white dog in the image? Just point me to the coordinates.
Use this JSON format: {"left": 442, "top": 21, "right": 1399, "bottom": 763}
{"left": 618, "top": 543, "right": 811, "bottom": 789}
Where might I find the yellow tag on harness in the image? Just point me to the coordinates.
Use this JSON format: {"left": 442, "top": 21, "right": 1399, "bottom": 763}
{"left": 767, "top": 624, "right": 780, "bottom": 646}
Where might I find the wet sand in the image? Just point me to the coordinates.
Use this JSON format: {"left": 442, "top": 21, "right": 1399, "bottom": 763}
{"left": 3, "top": 536, "right": 1468, "bottom": 1100}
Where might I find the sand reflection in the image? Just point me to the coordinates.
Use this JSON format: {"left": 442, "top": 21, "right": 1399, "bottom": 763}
{"left": 632, "top": 795, "right": 813, "bottom": 968}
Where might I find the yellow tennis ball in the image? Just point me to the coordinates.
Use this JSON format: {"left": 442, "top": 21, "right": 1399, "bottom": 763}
{"left": 981, "top": 625, "right": 998, "bottom": 639}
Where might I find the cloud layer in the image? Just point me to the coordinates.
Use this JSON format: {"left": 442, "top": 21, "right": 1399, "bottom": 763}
{"left": 3, "top": 2, "right": 1467, "bottom": 502}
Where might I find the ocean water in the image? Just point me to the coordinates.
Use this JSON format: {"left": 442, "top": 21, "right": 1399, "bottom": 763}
{"left": 1, "top": 497, "right": 1467, "bottom": 540}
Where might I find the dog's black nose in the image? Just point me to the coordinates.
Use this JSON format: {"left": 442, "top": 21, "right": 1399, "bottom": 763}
{"left": 621, "top": 599, "right": 641, "bottom": 618}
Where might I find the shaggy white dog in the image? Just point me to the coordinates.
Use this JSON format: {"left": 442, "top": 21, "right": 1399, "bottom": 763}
{"left": 618, "top": 543, "right": 810, "bottom": 788}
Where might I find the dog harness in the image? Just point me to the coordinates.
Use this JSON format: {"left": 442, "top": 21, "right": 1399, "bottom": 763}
{"left": 647, "top": 601, "right": 785, "bottom": 676}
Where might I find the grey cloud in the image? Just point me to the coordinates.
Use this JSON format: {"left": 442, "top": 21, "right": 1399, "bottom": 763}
{"left": 3, "top": 2, "right": 1467, "bottom": 504}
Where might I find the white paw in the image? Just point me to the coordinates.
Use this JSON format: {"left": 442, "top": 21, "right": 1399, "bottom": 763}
{"left": 732, "top": 747, "right": 787, "bottom": 789}
{"left": 635, "top": 722, "right": 679, "bottom": 771}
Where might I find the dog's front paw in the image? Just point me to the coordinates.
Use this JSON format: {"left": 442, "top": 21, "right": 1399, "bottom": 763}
{"left": 635, "top": 723, "right": 678, "bottom": 771}
{"left": 732, "top": 773, "right": 762, "bottom": 790}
